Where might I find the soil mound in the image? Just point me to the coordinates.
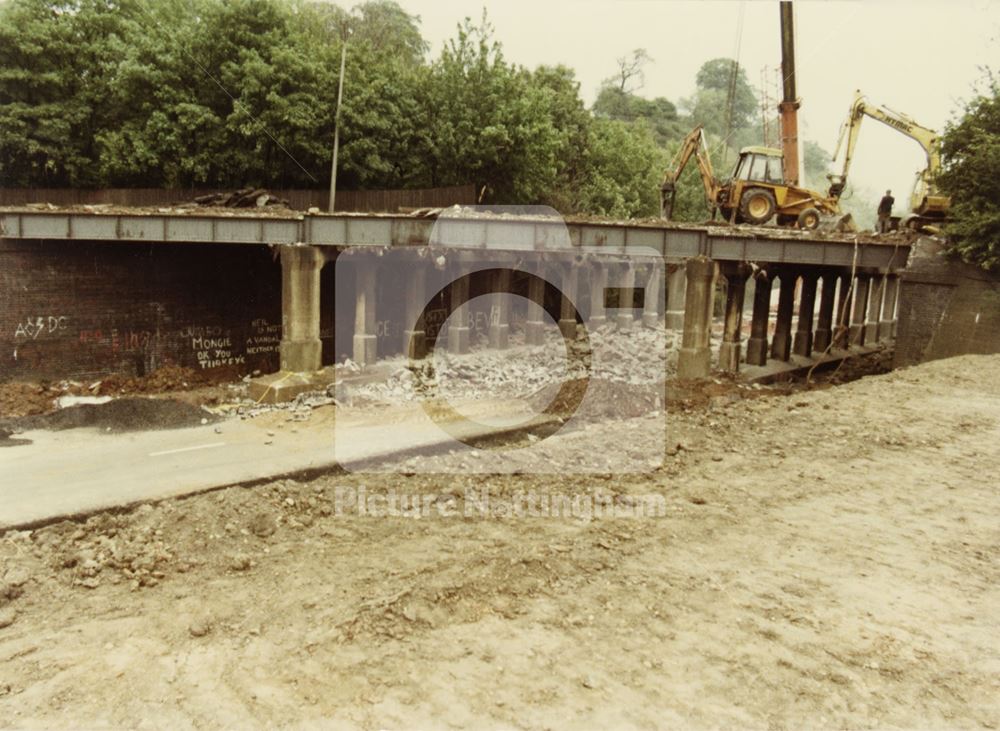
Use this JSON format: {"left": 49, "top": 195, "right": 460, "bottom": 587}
{"left": 3, "top": 397, "right": 214, "bottom": 435}
{"left": 531, "top": 378, "right": 663, "bottom": 420}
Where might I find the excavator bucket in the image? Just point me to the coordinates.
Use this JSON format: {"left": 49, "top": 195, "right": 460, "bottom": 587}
{"left": 817, "top": 212, "right": 856, "bottom": 233}
{"left": 660, "top": 182, "right": 677, "bottom": 220}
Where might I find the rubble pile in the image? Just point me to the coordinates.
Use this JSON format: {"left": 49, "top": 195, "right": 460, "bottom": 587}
{"left": 0, "top": 364, "right": 245, "bottom": 419}
{"left": 220, "top": 390, "right": 336, "bottom": 421}
{"left": 1, "top": 397, "right": 217, "bottom": 435}
{"left": 192, "top": 188, "right": 290, "bottom": 209}
{"left": 349, "top": 325, "right": 715, "bottom": 406}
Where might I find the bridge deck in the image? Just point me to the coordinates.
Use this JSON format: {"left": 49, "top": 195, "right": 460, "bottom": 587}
{"left": 0, "top": 208, "right": 911, "bottom": 270}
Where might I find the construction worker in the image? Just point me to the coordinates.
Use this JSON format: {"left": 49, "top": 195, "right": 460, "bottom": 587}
{"left": 877, "top": 190, "right": 894, "bottom": 233}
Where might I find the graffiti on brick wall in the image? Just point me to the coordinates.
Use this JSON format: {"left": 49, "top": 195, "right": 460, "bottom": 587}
{"left": 415, "top": 306, "right": 500, "bottom": 340}
{"left": 7, "top": 317, "right": 279, "bottom": 375}
{"left": 79, "top": 328, "right": 157, "bottom": 354}
{"left": 187, "top": 328, "right": 245, "bottom": 369}
{"left": 245, "top": 318, "right": 281, "bottom": 356}
{"left": 14, "top": 315, "right": 68, "bottom": 340}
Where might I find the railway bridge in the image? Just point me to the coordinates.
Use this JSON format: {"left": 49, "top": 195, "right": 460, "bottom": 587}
{"left": 0, "top": 209, "right": 910, "bottom": 400}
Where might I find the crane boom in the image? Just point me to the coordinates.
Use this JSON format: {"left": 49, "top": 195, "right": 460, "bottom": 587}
{"left": 828, "top": 90, "right": 949, "bottom": 224}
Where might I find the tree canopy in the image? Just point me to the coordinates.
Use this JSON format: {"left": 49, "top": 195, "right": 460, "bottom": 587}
{"left": 939, "top": 73, "right": 1000, "bottom": 271}
{"left": 0, "top": 0, "right": 792, "bottom": 221}
{"left": 684, "top": 57, "right": 757, "bottom": 139}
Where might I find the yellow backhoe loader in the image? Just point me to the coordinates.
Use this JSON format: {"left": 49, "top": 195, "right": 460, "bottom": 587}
{"left": 827, "top": 90, "right": 950, "bottom": 232}
{"left": 659, "top": 125, "right": 846, "bottom": 230}
{"left": 659, "top": 3, "right": 850, "bottom": 232}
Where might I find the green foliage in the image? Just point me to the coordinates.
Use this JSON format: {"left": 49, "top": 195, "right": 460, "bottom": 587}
{"left": 350, "top": 0, "right": 429, "bottom": 63}
{"left": 574, "top": 118, "right": 666, "bottom": 219}
{"left": 939, "top": 73, "right": 1000, "bottom": 271}
{"left": 0, "top": 0, "right": 146, "bottom": 186}
{"left": 0, "top": 0, "right": 779, "bottom": 224}
{"left": 587, "top": 54, "right": 762, "bottom": 221}
{"left": 802, "top": 140, "right": 832, "bottom": 190}
{"left": 417, "top": 14, "right": 560, "bottom": 203}
{"left": 684, "top": 58, "right": 757, "bottom": 138}
{"left": 592, "top": 86, "right": 683, "bottom": 145}
{"left": 529, "top": 65, "right": 591, "bottom": 212}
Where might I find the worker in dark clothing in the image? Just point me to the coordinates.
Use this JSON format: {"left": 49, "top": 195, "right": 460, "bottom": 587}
{"left": 877, "top": 190, "right": 894, "bottom": 233}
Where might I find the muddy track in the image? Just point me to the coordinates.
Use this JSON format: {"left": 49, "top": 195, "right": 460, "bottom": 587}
{"left": 0, "top": 354, "right": 997, "bottom": 728}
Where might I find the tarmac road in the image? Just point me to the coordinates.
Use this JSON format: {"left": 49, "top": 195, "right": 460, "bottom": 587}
{"left": 0, "top": 400, "right": 546, "bottom": 529}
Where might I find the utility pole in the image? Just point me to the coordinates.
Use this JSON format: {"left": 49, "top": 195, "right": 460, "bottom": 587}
{"left": 328, "top": 37, "right": 347, "bottom": 213}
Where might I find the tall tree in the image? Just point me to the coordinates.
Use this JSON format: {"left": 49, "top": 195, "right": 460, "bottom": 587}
{"left": 939, "top": 72, "right": 1000, "bottom": 271}
{"left": 605, "top": 48, "right": 652, "bottom": 94}
{"left": 350, "top": 0, "right": 428, "bottom": 63}
{"left": 529, "top": 64, "right": 591, "bottom": 212}
{"left": 420, "top": 13, "right": 562, "bottom": 203}
{"left": 575, "top": 119, "right": 666, "bottom": 219}
{"left": 682, "top": 57, "right": 757, "bottom": 139}
{"left": 0, "top": 0, "right": 145, "bottom": 186}
{"left": 592, "top": 86, "right": 682, "bottom": 146}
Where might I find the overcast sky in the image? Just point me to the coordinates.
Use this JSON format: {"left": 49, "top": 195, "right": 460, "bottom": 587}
{"left": 340, "top": 0, "right": 1000, "bottom": 207}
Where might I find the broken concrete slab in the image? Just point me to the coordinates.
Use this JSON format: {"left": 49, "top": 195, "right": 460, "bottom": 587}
{"left": 248, "top": 369, "right": 337, "bottom": 405}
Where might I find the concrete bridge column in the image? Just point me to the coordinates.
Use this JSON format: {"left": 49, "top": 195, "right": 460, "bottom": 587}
{"left": 616, "top": 262, "right": 635, "bottom": 330}
{"left": 488, "top": 267, "right": 511, "bottom": 350}
{"left": 793, "top": 271, "right": 818, "bottom": 357}
{"left": 588, "top": 261, "right": 607, "bottom": 328}
{"left": 834, "top": 272, "right": 852, "bottom": 349}
{"left": 665, "top": 264, "right": 687, "bottom": 330}
{"left": 248, "top": 245, "right": 327, "bottom": 403}
{"left": 402, "top": 261, "right": 427, "bottom": 359}
{"left": 866, "top": 274, "right": 884, "bottom": 344}
{"left": 559, "top": 263, "right": 579, "bottom": 339}
{"left": 849, "top": 274, "right": 870, "bottom": 347}
{"left": 642, "top": 262, "right": 662, "bottom": 329}
{"left": 813, "top": 271, "right": 837, "bottom": 354}
{"left": 352, "top": 255, "right": 377, "bottom": 366}
{"left": 718, "top": 262, "right": 751, "bottom": 372}
{"left": 879, "top": 274, "right": 898, "bottom": 342}
{"left": 745, "top": 270, "right": 772, "bottom": 366}
{"left": 278, "top": 245, "right": 324, "bottom": 372}
{"left": 448, "top": 261, "right": 471, "bottom": 354}
{"left": 771, "top": 270, "right": 797, "bottom": 362}
{"left": 525, "top": 273, "right": 546, "bottom": 346}
{"left": 677, "top": 257, "right": 717, "bottom": 379}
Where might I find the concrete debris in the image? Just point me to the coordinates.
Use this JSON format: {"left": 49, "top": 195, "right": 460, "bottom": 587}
{"left": 192, "top": 188, "right": 290, "bottom": 209}
{"left": 55, "top": 395, "right": 114, "bottom": 409}
{"left": 350, "top": 325, "right": 720, "bottom": 406}
{"left": 230, "top": 391, "right": 336, "bottom": 420}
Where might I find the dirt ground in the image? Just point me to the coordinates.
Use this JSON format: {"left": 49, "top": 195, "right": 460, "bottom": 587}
{"left": 0, "top": 364, "right": 242, "bottom": 419}
{"left": 0, "top": 353, "right": 997, "bottom": 729}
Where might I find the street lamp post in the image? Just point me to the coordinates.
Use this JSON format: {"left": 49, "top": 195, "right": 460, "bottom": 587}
{"left": 328, "top": 36, "right": 348, "bottom": 213}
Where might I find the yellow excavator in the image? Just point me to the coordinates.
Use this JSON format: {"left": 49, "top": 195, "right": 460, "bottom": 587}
{"left": 827, "top": 90, "right": 950, "bottom": 232}
{"left": 659, "top": 125, "right": 844, "bottom": 230}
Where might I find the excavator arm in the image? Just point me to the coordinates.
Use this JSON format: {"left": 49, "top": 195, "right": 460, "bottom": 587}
{"left": 828, "top": 90, "right": 947, "bottom": 218}
{"left": 660, "top": 125, "right": 719, "bottom": 219}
